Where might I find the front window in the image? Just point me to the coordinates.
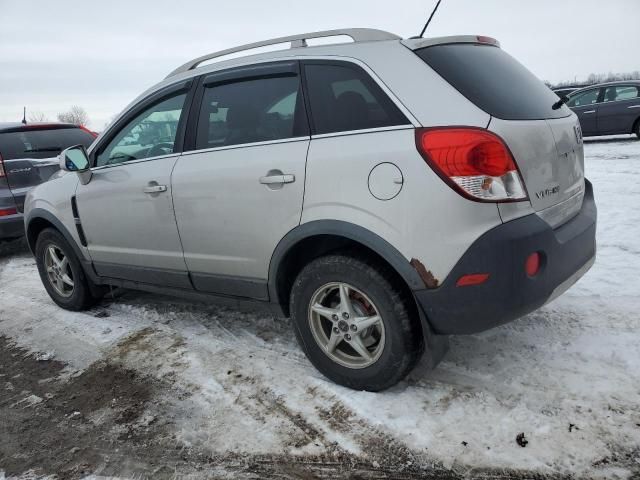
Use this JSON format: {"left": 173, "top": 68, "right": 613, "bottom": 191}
{"left": 567, "top": 89, "right": 600, "bottom": 107}
{"left": 96, "top": 93, "right": 186, "bottom": 167}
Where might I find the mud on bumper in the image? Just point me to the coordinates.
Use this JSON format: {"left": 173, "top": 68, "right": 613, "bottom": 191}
{"left": 416, "top": 180, "right": 597, "bottom": 335}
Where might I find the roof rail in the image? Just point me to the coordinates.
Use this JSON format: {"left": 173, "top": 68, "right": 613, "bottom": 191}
{"left": 166, "top": 28, "right": 400, "bottom": 78}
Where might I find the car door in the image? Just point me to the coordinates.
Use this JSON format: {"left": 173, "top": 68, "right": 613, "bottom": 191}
{"left": 597, "top": 85, "right": 640, "bottom": 135}
{"left": 76, "top": 82, "right": 194, "bottom": 288}
{"left": 171, "top": 62, "right": 309, "bottom": 299}
{"left": 567, "top": 87, "right": 601, "bottom": 136}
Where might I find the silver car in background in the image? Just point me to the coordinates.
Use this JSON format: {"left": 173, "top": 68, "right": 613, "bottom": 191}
{"left": 24, "top": 29, "right": 597, "bottom": 391}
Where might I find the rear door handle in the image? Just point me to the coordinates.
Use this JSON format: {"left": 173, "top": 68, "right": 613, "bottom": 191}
{"left": 143, "top": 185, "right": 167, "bottom": 194}
{"left": 259, "top": 174, "right": 295, "bottom": 185}
{"left": 582, "top": 110, "right": 596, "bottom": 114}
{"left": 628, "top": 105, "right": 640, "bottom": 109}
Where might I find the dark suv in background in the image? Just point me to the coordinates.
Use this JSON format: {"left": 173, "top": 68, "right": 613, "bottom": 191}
{"left": 0, "top": 123, "right": 96, "bottom": 240}
{"left": 567, "top": 81, "right": 640, "bottom": 138}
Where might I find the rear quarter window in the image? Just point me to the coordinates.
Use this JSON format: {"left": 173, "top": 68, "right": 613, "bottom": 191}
{"left": 416, "top": 44, "right": 571, "bottom": 121}
{"left": 0, "top": 127, "right": 95, "bottom": 160}
{"left": 303, "top": 62, "right": 409, "bottom": 135}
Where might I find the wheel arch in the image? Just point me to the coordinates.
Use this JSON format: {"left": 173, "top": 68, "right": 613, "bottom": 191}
{"left": 268, "top": 220, "right": 426, "bottom": 318}
{"left": 632, "top": 115, "right": 640, "bottom": 135}
{"left": 26, "top": 207, "right": 96, "bottom": 268}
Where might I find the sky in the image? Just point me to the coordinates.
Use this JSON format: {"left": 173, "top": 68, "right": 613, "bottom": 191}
{"left": 1, "top": 0, "right": 638, "bottom": 129}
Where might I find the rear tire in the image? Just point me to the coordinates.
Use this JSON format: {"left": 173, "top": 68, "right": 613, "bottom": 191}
{"left": 35, "top": 228, "right": 102, "bottom": 311}
{"left": 634, "top": 120, "right": 640, "bottom": 139}
{"left": 290, "top": 253, "right": 423, "bottom": 391}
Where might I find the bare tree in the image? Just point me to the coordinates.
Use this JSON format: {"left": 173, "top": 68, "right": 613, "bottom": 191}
{"left": 27, "top": 111, "right": 49, "bottom": 122}
{"left": 57, "top": 106, "right": 90, "bottom": 126}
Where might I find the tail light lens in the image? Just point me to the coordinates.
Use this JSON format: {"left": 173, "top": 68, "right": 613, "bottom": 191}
{"left": 0, "top": 207, "right": 18, "bottom": 216}
{"left": 415, "top": 128, "right": 528, "bottom": 202}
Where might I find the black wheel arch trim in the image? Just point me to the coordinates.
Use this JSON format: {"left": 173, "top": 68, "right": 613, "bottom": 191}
{"left": 267, "top": 220, "right": 426, "bottom": 306}
{"left": 25, "top": 208, "right": 100, "bottom": 284}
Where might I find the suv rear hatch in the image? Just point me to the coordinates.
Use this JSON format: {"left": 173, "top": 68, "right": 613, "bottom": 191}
{"left": 408, "top": 37, "right": 584, "bottom": 228}
{"left": 0, "top": 125, "right": 96, "bottom": 212}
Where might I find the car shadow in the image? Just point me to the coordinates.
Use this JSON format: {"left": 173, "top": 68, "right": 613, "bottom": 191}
{"left": 584, "top": 136, "right": 638, "bottom": 144}
{"left": 0, "top": 237, "right": 30, "bottom": 260}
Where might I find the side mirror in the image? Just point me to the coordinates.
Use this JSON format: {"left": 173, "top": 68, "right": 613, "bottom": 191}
{"left": 59, "top": 145, "right": 90, "bottom": 172}
{"left": 59, "top": 145, "right": 92, "bottom": 184}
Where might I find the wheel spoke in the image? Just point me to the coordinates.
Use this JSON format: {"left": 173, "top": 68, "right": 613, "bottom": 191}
{"left": 338, "top": 283, "right": 355, "bottom": 317}
{"left": 354, "top": 315, "right": 381, "bottom": 332}
{"left": 311, "top": 303, "right": 338, "bottom": 321}
{"left": 55, "top": 276, "right": 65, "bottom": 292}
{"left": 61, "top": 274, "right": 74, "bottom": 287}
{"left": 350, "top": 335, "right": 372, "bottom": 360}
{"left": 60, "top": 256, "right": 68, "bottom": 271}
{"left": 326, "top": 332, "right": 342, "bottom": 354}
{"left": 48, "top": 246, "right": 62, "bottom": 267}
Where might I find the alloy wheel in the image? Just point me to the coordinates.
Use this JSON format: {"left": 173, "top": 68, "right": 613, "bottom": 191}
{"left": 308, "top": 282, "right": 385, "bottom": 369}
{"left": 44, "top": 244, "right": 74, "bottom": 298}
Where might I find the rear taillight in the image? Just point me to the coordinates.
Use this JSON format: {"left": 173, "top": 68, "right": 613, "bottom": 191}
{"left": 0, "top": 207, "right": 17, "bottom": 216}
{"left": 415, "top": 127, "right": 528, "bottom": 202}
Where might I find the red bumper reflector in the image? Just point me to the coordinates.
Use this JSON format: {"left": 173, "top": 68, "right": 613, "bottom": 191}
{"left": 525, "top": 252, "right": 541, "bottom": 277}
{"left": 0, "top": 207, "right": 18, "bottom": 217}
{"left": 456, "top": 273, "right": 490, "bottom": 287}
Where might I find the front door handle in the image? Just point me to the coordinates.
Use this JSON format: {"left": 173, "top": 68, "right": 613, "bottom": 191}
{"left": 582, "top": 110, "right": 596, "bottom": 114}
{"left": 143, "top": 185, "right": 167, "bottom": 194}
{"left": 259, "top": 174, "right": 295, "bottom": 185}
{"left": 628, "top": 105, "right": 640, "bottom": 109}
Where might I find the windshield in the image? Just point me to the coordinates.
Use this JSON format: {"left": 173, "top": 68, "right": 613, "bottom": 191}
{"left": 416, "top": 43, "right": 572, "bottom": 120}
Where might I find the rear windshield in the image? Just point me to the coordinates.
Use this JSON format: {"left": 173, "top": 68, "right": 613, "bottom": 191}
{"left": 416, "top": 44, "right": 571, "bottom": 120}
{"left": 0, "top": 127, "right": 95, "bottom": 160}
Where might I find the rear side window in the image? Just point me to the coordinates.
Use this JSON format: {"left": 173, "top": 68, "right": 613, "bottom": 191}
{"left": 602, "top": 85, "right": 639, "bottom": 102}
{"left": 416, "top": 44, "right": 571, "bottom": 120}
{"left": 0, "top": 127, "right": 95, "bottom": 160}
{"left": 196, "top": 75, "right": 305, "bottom": 150}
{"left": 303, "top": 63, "right": 408, "bottom": 135}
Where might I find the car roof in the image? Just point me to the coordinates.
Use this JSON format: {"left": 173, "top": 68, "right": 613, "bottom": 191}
{"left": 108, "top": 29, "right": 499, "bottom": 135}
{"left": 569, "top": 80, "right": 640, "bottom": 95}
{"left": 0, "top": 122, "right": 79, "bottom": 133}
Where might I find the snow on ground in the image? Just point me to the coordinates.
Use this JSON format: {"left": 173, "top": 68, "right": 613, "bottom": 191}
{"left": 1, "top": 136, "right": 639, "bottom": 479}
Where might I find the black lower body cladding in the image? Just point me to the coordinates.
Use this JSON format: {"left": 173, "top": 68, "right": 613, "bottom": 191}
{"left": 0, "top": 212, "right": 24, "bottom": 240}
{"left": 416, "top": 180, "right": 597, "bottom": 335}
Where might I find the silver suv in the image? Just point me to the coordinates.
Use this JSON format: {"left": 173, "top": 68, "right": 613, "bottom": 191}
{"left": 24, "top": 29, "right": 597, "bottom": 391}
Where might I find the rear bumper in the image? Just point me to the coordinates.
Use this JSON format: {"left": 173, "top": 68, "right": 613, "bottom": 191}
{"left": 0, "top": 212, "right": 25, "bottom": 239}
{"left": 416, "top": 179, "right": 597, "bottom": 335}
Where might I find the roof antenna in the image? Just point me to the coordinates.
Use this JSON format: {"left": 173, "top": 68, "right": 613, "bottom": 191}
{"left": 21, "top": 106, "right": 27, "bottom": 125}
{"left": 419, "top": 0, "right": 443, "bottom": 38}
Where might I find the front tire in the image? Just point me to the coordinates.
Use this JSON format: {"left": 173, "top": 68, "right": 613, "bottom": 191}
{"left": 35, "top": 228, "right": 101, "bottom": 311}
{"left": 635, "top": 120, "right": 640, "bottom": 139}
{"left": 290, "top": 253, "right": 423, "bottom": 391}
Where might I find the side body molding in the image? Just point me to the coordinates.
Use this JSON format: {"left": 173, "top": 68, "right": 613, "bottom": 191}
{"left": 268, "top": 220, "right": 426, "bottom": 307}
